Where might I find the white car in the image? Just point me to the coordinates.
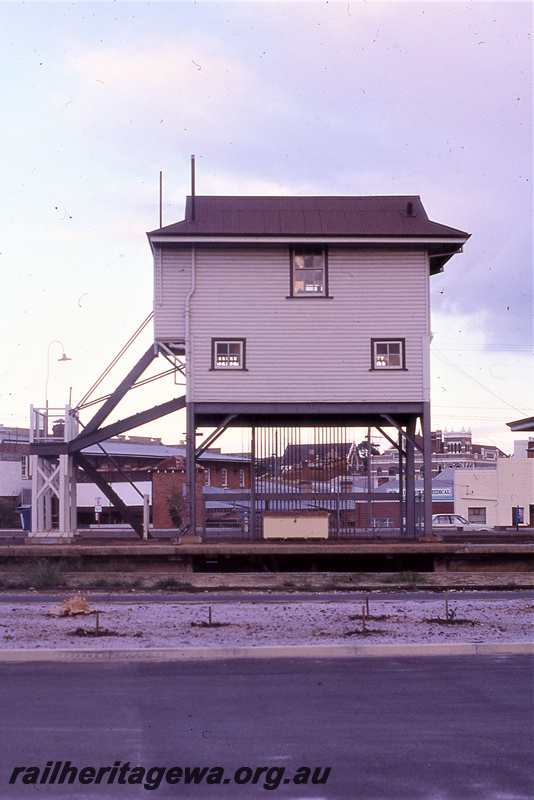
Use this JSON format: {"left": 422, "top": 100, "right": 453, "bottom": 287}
{"left": 432, "top": 514, "right": 490, "bottom": 532}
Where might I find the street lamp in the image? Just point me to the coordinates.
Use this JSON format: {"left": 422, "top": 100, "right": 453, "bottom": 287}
{"left": 45, "top": 340, "right": 71, "bottom": 410}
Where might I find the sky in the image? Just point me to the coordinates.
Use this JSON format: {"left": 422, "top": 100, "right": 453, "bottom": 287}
{"left": 0, "top": 0, "right": 532, "bottom": 456}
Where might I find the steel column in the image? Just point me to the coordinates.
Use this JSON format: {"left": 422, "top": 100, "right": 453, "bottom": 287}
{"left": 74, "top": 453, "right": 145, "bottom": 537}
{"left": 422, "top": 402, "right": 433, "bottom": 536}
{"left": 250, "top": 427, "right": 257, "bottom": 538}
{"left": 405, "top": 417, "right": 417, "bottom": 536}
{"left": 185, "top": 400, "right": 198, "bottom": 537}
{"left": 81, "top": 346, "right": 157, "bottom": 435}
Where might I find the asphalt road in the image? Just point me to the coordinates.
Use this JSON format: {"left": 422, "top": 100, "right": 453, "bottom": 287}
{"left": 0, "top": 655, "right": 532, "bottom": 799}
{"left": 0, "top": 589, "right": 532, "bottom": 605}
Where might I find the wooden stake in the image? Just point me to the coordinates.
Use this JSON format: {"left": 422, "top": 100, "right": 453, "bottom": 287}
{"left": 208, "top": 605, "right": 212, "bottom": 625}
{"left": 95, "top": 611, "right": 100, "bottom": 635}
{"left": 362, "top": 605, "right": 366, "bottom": 634}
{"left": 366, "top": 596, "right": 370, "bottom": 617}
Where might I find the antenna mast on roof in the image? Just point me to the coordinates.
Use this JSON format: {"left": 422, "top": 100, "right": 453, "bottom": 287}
{"left": 191, "top": 154, "right": 196, "bottom": 222}
{"left": 159, "top": 171, "right": 163, "bottom": 228}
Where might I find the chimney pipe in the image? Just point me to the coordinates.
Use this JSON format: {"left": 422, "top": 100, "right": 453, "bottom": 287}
{"left": 191, "top": 154, "right": 196, "bottom": 222}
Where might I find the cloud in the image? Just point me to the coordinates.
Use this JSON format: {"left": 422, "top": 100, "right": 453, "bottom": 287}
{"left": 0, "top": 1, "right": 531, "bottom": 450}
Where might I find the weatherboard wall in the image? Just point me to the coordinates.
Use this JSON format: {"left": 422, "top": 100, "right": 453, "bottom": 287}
{"left": 154, "top": 245, "right": 430, "bottom": 403}
{"left": 153, "top": 246, "right": 190, "bottom": 342}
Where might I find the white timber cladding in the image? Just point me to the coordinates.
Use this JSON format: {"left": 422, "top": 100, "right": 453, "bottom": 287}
{"left": 175, "top": 245, "right": 430, "bottom": 403}
{"left": 153, "top": 246, "right": 191, "bottom": 341}
{"left": 153, "top": 245, "right": 430, "bottom": 402}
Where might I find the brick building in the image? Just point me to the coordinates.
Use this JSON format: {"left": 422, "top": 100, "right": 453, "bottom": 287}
{"left": 371, "top": 428, "right": 507, "bottom": 480}
{"left": 151, "top": 452, "right": 250, "bottom": 529}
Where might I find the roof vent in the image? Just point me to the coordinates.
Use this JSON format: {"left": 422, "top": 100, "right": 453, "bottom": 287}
{"left": 406, "top": 201, "right": 414, "bottom": 217}
{"left": 190, "top": 154, "right": 196, "bottom": 222}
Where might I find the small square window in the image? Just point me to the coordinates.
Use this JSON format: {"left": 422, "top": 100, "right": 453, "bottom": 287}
{"left": 211, "top": 339, "right": 246, "bottom": 370}
{"left": 371, "top": 339, "right": 406, "bottom": 370}
{"left": 291, "top": 246, "right": 327, "bottom": 297}
{"left": 468, "top": 507, "right": 486, "bottom": 524}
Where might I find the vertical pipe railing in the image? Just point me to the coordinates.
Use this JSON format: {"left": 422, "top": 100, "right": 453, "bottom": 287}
{"left": 251, "top": 426, "right": 257, "bottom": 538}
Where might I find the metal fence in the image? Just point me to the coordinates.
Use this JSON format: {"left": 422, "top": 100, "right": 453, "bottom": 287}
{"left": 201, "top": 425, "right": 420, "bottom": 539}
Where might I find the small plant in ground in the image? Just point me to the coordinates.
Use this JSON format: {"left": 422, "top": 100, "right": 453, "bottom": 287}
{"left": 424, "top": 615, "right": 476, "bottom": 626}
{"left": 343, "top": 626, "right": 384, "bottom": 637}
{"left": 343, "top": 602, "right": 385, "bottom": 637}
{"left": 190, "top": 605, "right": 231, "bottom": 629}
{"left": 424, "top": 597, "right": 475, "bottom": 626}
{"left": 20, "top": 559, "right": 66, "bottom": 589}
{"left": 154, "top": 577, "right": 183, "bottom": 591}
{"left": 399, "top": 570, "right": 428, "bottom": 589}
{"left": 167, "top": 488, "right": 186, "bottom": 528}
{"left": 190, "top": 620, "right": 231, "bottom": 629}
{"left": 67, "top": 609, "right": 123, "bottom": 638}
{"left": 68, "top": 627, "right": 122, "bottom": 638}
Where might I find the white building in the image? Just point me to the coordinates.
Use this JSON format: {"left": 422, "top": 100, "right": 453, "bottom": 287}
{"left": 454, "top": 459, "right": 534, "bottom": 528}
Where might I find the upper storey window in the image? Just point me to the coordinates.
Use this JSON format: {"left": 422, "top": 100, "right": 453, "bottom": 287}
{"left": 290, "top": 246, "right": 327, "bottom": 297}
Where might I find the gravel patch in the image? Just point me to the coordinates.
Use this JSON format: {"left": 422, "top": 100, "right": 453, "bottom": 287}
{"left": 0, "top": 597, "right": 532, "bottom": 650}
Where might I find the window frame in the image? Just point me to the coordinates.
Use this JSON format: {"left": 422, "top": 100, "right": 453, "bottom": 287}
{"left": 468, "top": 507, "right": 487, "bottom": 524}
{"left": 221, "top": 468, "right": 228, "bottom": 488}
{"left": 211, "top": 338, "right": 247, "bottom": 371}
{"left": 21, "top": 455, "right": 31, "bottom": 479}
{"left": 372, "top": 518, "right": 394, "bottom": 529}
{"left": 288, "top": 245, "right": 330, "bottom": 299}
{"left": 370, "top": 338, "right": 407, "bottom": 371}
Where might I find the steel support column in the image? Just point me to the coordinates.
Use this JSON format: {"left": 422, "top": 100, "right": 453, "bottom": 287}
{"left": 81, "top": 345, "right": 157, "bottom": 435}
{"left": 422, "top": 401, "right": 433, "bottom": 536}
{"left": 29, "top": 406, "right": 78, "bottom": 541}
{"left": 183, "top": 400, "right": 201, "bottom": 541}
{"left": 398, "top": 428, "right": 405, "bottom": 537}
{"left": 74, "top": 452, "right": 145, "bottom": 537}
{"left": 405, "top": 417, "right": 417, "bottom": 537}
{"left": 250, "top": 426, "right": 257, "bottom": 539}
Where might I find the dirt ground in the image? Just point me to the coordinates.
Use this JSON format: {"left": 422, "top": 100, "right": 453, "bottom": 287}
{"left": 0, "top": 595, "right": 532, "bottom": 650}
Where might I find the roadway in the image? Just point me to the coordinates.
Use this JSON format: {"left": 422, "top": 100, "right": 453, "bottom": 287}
{"left": 0, "top": 655, "right": 532, "bottom": 799}
{"left": 0, "top": 589, "right": 532, "bottom": 605}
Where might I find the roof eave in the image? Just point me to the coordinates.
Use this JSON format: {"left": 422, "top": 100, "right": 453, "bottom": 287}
{"left": 507, "top": 417, "right": 534, "bottom": 432}
{"left": 148, "top": 233, "right": 470, "bottom": 246}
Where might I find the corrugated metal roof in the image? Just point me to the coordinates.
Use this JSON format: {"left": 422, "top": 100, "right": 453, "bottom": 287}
{"left": 81, "top": 439, "right": 249, "bottom": 463}
{"left": 81, "top": 441, "right": 183, "bottom": 459}
{"left": 148, "top": 196, "right": 469, "bottom": 239}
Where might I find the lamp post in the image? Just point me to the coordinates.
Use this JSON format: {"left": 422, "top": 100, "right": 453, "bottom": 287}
{"left": 45, "top": 340, "right": 71, "bottom": 410}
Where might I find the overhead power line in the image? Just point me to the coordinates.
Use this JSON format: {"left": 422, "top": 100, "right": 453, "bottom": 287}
{"left": 431, "top": 348, "right": 530, "bottom": 415}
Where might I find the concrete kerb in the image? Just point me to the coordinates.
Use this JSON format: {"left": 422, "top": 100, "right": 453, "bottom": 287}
{"left": 1, "top": 641, "right": 532, "bottom": 663}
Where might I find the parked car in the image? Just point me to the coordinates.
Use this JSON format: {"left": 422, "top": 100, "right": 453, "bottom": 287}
{"left": 432, "top": 514, "right": 490, "bottom": 532}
